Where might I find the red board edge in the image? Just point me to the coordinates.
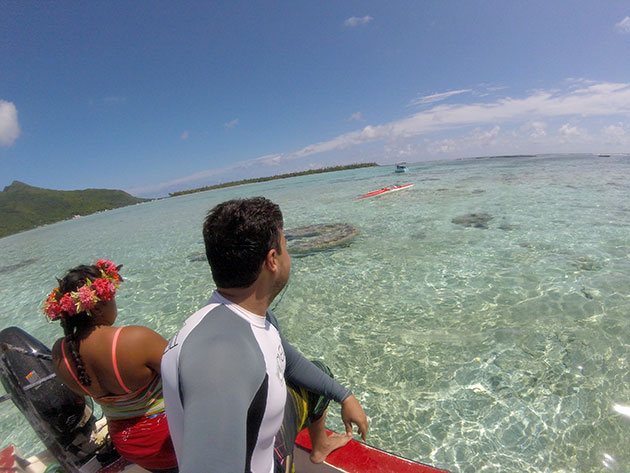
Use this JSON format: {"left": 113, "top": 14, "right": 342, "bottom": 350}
{"left": 295, "top": 429, "right": 450, "bottom": 473}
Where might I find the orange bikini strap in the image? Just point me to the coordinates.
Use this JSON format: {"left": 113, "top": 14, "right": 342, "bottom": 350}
{"left": 60, "top": 338, "right": 93, "bottom": 397}
{"left": 111, "top": 327, "right": 132, "bottom": 394}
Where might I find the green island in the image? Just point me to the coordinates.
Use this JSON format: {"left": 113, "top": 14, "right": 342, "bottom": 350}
{"left": 0, "top": 181, "right": 149, "bottom": 238}
{"left": 169, "top": 162, "right": 378, "bottom": 197}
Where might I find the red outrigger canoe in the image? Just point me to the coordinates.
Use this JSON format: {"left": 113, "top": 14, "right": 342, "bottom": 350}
{"left": 357, "top": 183, "right": 414, "bottom": 200}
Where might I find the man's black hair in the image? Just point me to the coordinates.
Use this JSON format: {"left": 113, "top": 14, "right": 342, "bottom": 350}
{"left": 203, "top": 197, "right": 284, "bottom": 288}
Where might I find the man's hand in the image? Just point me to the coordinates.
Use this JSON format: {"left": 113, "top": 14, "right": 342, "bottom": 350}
{"left": 341, "top": 394, "right": 368, "bottom": 441}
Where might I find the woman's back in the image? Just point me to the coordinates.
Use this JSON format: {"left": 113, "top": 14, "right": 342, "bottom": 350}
{"left": 53, "top": 324, "right": 166, "bottom": 401}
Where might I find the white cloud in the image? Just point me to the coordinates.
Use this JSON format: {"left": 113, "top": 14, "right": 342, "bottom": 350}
{"left": 224, "top": 118, "right": 239, "bottom": 129}
{"left": 522, "top": 121, "right": 547, "bottom": 139}
{"left": 558, "top": 123, "right": 580, "bottom": 137}
{"left": 410, "top": 89, "right": 471, "bottom": 106}
{"left": 263, "top": 156, "right": 282, "bottom": 166}
{"left": 566, "top": 77, "right": 596, "bottom": 86}
{"left": 558, "top": 123, "right": 586, "bottom": 143}
{"left": 427, "top": 138, "right": 458, "bottom": 154}
{"left": 483, "top": 85, "right": 509, "bottom": 93}
{"left": 180, "top": 131, "right": 189, "bottom": 140}
{"left": 427, "top": 126, "right": 501, "bottom": 154}
{"left": 348, "top": 112, "right": 364, "bottom": 121}
{"left": 603, "top": 123, "right": 627, "bottom": 144}
{"left": 615, "top": 16, "right": 630, "bottom": 34}
{"left": 252, "top": 153, "right": 284, "bottom": 166}
{"left": 471, "top": 125, "right": 501, "bottom": 145}
{"left": 253, "top": 153, "right": 282, "bottom": 162}
{"left": 384, "top": 142, "right": 422, "bottom": 159}
{"left": 344, "top": 16, "right": 373, "bottom": 27}
{"left": 470, "top": 83, "right": 509, "bottom": 98}
{"left": 0, "top": 100, "right": 21, "bottom": 147}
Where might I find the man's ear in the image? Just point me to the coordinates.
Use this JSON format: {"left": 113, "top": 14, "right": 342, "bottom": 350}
{"left": 264, "top": 248, "right": 279, "bottom": 272}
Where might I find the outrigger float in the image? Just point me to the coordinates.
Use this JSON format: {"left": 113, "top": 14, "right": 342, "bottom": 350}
{"left": 0, "top": 326, "right": 448, "bottom": 473}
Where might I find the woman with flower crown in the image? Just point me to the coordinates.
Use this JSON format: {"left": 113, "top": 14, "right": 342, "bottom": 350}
{"left": 46, "top": 259, "right": 178, "bottom": 473}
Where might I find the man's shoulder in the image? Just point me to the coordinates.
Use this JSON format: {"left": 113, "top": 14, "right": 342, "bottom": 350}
{"left": 162, "top": 303, "right": 220, "bottom": 359}
{"left": 164, "top": 303, "right": 257, "bottom": 358}
{"left": 175, "top": 302, "right": 226, "bottom": 338}
{"left": 186, "top": 301, "right": 224, "bottom": 324}
{"left": 170, "top": 304, "right": 267, "bottom": 378}
{"left": 190, "top": 304, "right": 259, "bottom": 346}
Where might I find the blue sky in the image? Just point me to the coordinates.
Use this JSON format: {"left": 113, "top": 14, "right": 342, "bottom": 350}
{"left": 1, "top": 1, "right": 629, "bottom": 197}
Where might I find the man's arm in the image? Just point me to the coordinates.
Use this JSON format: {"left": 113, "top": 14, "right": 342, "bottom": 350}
{"left": 282, "top": 338, "right": 369, "bottom": 440}
{"left": 283, "top": 340, "right": 350, "bottom": 401}
{"left": 267, "top": 310, "right": 350, "bottom": 401}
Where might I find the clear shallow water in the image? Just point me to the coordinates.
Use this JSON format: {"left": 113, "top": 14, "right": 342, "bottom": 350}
{"left": 1, "top": 154, "right": 628, "bottom": 472}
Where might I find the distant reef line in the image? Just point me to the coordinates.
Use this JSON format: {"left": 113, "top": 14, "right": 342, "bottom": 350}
{"left": 168, "top": 162, "right": 378, "bottom": 197}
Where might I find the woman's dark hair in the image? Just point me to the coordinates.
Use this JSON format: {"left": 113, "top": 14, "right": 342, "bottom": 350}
{"left": 203, "top": 197, "right": 284, "bottom": 288}
{"left": 57, "top": 264, "right": 102, "bottom": 387}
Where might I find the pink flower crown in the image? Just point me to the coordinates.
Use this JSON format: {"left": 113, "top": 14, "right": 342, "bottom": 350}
{"left": 43, "top": 259, "right": 122, "bottom": 321}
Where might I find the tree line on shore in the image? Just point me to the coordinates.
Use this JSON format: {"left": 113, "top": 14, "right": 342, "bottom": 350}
{"left": 168, "top": 162, "right": 378, "bottom": 197}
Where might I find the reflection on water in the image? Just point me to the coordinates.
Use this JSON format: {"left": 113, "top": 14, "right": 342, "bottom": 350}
{"left": 0, "top": 154, "right": 628, "bottom": 472}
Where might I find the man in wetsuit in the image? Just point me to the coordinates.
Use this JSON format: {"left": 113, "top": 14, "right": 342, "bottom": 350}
{"left": 161, "top": 197, "right": 368, "bottom": 473}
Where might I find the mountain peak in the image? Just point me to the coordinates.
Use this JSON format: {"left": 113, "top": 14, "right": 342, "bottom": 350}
{"left": 3, "top": 181, "right": 34, "bottom": 193}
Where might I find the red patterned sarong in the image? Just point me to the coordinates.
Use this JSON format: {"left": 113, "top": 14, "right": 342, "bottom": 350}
{"left": 108, "top": 412, "right": 178, "bottom": 470}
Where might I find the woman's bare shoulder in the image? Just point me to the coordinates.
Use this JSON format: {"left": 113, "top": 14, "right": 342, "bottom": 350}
{"left": 121, "top": 325, "right": 164, "bottom": 337}
{"left": 118, "top": 325, "right": 167, "bottom": 346}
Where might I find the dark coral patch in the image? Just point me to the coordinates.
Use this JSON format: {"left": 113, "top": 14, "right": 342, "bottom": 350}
{"left": 0, "top": 258, "right": 37, "bottom": 275}
{"left": 451, "top": 213, "right": 493, "bottom": 229}
{"left": 285, "top": 223, "right": 359, "bottom": 255}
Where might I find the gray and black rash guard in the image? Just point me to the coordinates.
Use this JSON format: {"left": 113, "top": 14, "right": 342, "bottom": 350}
{"left": 161, "top": 291, "right": 351, "bottom": 473}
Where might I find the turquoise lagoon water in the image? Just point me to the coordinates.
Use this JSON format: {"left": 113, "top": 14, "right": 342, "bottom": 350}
{"left": 0, "top": 154, "right": 628, "bottom": 472}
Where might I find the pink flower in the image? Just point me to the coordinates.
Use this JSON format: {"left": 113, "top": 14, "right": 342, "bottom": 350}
{"left": 76, "top": 285, "right": 96, "bottom": 311}
{"left": 93, "top": 278, "right": 115, "bottom": 300}
{"left": 96, "top": 259, "right": 117, "bottom": 276}
{"left": 45, "top": 301, "right": 62, "bottom": 320}
{"left": 59, "top": 293, "right": 77, "bottom": 315}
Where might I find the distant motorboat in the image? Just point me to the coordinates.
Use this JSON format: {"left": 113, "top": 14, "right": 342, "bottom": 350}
{"left": 395, "top": 163, "right": 408, "bottom": 173}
